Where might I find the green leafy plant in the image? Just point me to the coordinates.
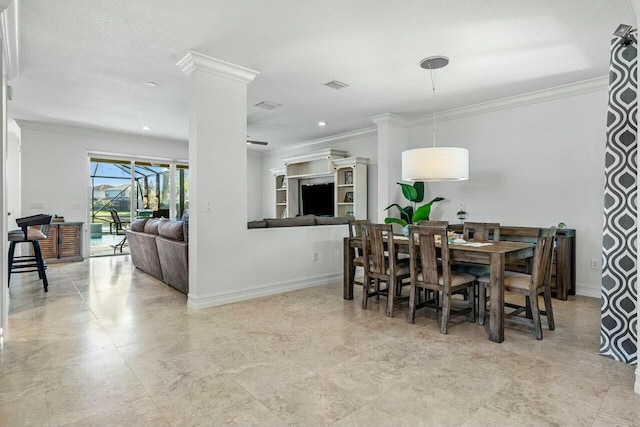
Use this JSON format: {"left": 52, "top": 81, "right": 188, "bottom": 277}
{"left": 384, "top": 182, "right": 444, "bottom": 226}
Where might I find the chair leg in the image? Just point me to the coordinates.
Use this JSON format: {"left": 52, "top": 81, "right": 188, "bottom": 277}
{"left": 387, "top": 277, "right": 396, "bottom": 318}
{"left": 7, "top": 241, "right": 16, "bottom": 286}
{"left": 32, "top": 240, "right": 48, "bottom": 292}
{"left": 408, "top": 284, "right": 417, "bottom": 324}
{"left": 479, "top": 282, "right": 487, "bottom": 326}
{"left": 375, "top": 278, "right": 380, "bottom": 300}
{"left": 440, "top": 289, "right": 451, "bottom": 334}
{"left": 530, "top": 294, "right": 543, "bottom": 340}
{"left": 543, "top": 286, "right": 555, "bottom": 331}
{"left": 469, "top": 285, "right": 476, "bottom": 324}
{"left": 361, "top": 274, "right": 370, "bottom": 310}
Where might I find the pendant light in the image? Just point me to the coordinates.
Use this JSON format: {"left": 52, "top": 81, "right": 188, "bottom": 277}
{"left": 402, "top": 56, "right": 469, "bottom": 182}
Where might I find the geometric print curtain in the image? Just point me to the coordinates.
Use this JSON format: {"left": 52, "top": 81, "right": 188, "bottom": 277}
{"left": 601, "top": 36, "right": 638, "bottom": 365}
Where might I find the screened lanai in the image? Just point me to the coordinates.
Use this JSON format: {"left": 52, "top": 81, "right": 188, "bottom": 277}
{"left": 89, "top": 158, "right": 189, "bottom": 256}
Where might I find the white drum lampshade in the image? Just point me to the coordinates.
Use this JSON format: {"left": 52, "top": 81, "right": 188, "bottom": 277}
{"left": 402, "top": 147, "right": 469, "bottom": 181}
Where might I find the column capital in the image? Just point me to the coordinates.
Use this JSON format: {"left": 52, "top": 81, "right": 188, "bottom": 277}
{"left": 177, "top": 50, "right": 259, "bottom": 84}
{"left": 370, "top": 113, "right": 412, "bottom": 128}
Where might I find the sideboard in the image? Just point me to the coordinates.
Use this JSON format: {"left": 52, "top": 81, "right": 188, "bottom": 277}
{"left": 30, "top": 222, "right": 84, "bottom": 263}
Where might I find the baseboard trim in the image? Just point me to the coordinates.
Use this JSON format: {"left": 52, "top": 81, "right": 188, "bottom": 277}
{"left": 575, "top": 287, "right": 601, "bottom": 299}
{"left": 187, "top": 272, "right": 342, "bottom": 309}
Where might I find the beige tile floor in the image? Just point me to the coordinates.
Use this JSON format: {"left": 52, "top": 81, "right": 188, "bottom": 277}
{"left": 1, "top": 256, "right": 638, "bottom": 427}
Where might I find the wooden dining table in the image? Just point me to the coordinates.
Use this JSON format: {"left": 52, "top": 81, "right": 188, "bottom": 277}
{"left": 343, "top": 235, "right": 535, "bottom": 343}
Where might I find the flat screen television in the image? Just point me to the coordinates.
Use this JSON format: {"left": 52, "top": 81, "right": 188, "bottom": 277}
{"left": 301, "top": 183, "right": 334, "bottom": 216}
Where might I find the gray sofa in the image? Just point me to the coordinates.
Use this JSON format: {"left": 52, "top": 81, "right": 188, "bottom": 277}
{"left": 248, "top": 215, "right": 350, "bottom": 228}
{"left": 126, "top": 218, "right": 189, "bottom": 294}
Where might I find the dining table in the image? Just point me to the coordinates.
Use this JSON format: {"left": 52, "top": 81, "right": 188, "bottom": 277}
{"left": 343, "top": 235, "right": 535, "bottom": 343}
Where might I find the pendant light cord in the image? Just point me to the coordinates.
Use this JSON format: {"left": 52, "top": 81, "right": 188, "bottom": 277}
{"left": 430, "top": 66, "right": 437, "bottom": 148}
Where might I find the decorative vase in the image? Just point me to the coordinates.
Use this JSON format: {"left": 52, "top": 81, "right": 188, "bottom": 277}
{"left": 403, "top": 225, "right": 410, "bottom": 237}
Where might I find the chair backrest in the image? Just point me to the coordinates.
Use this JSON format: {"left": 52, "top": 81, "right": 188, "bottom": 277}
{"left": 361, "top": 223, "right": 396, "bottom": 276}
{"left": 530, "top": 227, "right": 556, "bottom": 292}
{"left": 350, "top": 219, "right": 369, "bottom": 257}
{"left": 408, "top": 221, "right": 449, "bottom": 288}
{"left": 349, "top": 219, "right": 369, "bottom": 238}
{"left": 110, "top": 209, "right": 121, "bottom": 224}
{"left": 463, "top": 222, "right": 500, "bottom": 242}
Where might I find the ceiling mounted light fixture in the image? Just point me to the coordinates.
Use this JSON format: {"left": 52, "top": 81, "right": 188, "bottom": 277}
{"left": 318, "top": 121, "right": 327, "bottom": 127}
{"left": 401, "top": 56, "right": 469, "bottom": 182}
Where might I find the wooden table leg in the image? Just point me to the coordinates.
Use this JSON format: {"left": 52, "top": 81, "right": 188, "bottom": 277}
{"left": 489, "top": 252, "right": 505, "bottom": 343}
{"left": 343, "top": 237, "right": 354, "bottom": 300}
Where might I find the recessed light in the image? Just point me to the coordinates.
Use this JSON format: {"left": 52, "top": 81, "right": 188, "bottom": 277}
{"left": 323, "top": 80, "right": 349, "bottom": 90}
{"left": 142, "top": 126, "right": 151, "bottom": 131}
{"left": 318, "top": 121, "right": 327, "bottom": 127}
{"left": 145, "top": 81, "right": 157, "bottom": 87}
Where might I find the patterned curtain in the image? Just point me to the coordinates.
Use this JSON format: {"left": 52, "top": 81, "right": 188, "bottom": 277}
{"left": 601, "top": 36, "right": 638, "bottom": 365}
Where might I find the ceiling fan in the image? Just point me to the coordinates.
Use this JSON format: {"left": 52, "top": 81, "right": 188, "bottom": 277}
{"left": 246, "top": 139, "right": 268, "bottom": 146}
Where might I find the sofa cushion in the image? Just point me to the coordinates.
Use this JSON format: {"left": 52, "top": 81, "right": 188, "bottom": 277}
{"left": 158, "top": 220, "right": 185, "bottom": 241}
{"left": 265, "top": 215, "right": 316, "bottom": 227}
{"left": 315, "top": 216, "right": 350, "bottom": 225}
{"left": 248, "top": 220, "right": 267, "bottom": 229}
{"left": 144, "top": 218, "right": 166, "bottom": 235}
{"left": 130, "top": 218, "right": 148, "bottom": 232}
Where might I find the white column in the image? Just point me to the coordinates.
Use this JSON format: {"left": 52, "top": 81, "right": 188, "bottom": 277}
{"left": 370, "top": 113, "right": 410, "bottom": 223}
{"left": 177, "top": 51, "right": 258, "bottom": 305}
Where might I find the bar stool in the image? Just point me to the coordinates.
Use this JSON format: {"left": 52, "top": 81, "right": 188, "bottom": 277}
{"left": 8, "top": 214, "right": 53, "bottom": 292}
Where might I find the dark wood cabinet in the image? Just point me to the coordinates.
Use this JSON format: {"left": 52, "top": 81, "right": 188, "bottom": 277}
{"left": 450, "top": 224, "right": 575, "bottom": 300}
{"left": 30, "top": 222, "right": 83, "bottom": 263}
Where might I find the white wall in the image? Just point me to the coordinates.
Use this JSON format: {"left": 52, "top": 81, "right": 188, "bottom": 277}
{"left": 406, "top": 88, "right": 608, "bottom": 298}
{"left": 7, "top": 125, "right": 19, "bottom": 229}
{"left": 17, "top": 121, "right": 188, "bottom": 257}
{"left": 247, "top": 149, "right": 263, "bottom": 221}
{"left": 260, "top": 131, "right": 378, "bottom": 220}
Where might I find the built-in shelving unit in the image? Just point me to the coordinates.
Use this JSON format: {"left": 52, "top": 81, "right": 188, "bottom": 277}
{"left": 271, "top": 149, "right": 368, "bottom": 220}
{"left": 270, "top": 167, "right": 287, "bottom": 218}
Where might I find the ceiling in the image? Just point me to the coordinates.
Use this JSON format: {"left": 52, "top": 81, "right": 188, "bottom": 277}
{"left": 9, "top": 0, "right": 636, "bottom": 149}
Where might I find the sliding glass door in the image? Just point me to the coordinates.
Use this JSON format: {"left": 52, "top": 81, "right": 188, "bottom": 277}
{"left": 89, "top": 158, "right": 189, "bottom": 257}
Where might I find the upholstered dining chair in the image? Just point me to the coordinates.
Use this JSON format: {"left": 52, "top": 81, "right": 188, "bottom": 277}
{"left": 477, "top": 227, "right": 556, "bottom": 339}
{"left": 454, "top": 222, "right": 501, "bottom": 323}
{"left": 407, "top": 222, "right": 476, "bottom": 334}
{"left": 361, "top": 223, "right": 410, "bottom": 317}
{"left": 348, "top": 219, "right": 370, "bottom": 287}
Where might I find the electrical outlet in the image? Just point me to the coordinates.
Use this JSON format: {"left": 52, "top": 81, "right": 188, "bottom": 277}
{"left": 312, "top": 251, "right": 319, "bottom": 261}
{"left": 204, "top": 200, "right": 213, "bottom": 212}
{"left": 591, "top": 259, "right": 602, "bottom": 270}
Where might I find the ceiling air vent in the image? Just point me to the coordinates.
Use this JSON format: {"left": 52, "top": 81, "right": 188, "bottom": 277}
{"left": 323, "top": 80, "right": 349, "bottom": 90}
{"left": 254, "top": 100, "right": 281, "bottom": 110}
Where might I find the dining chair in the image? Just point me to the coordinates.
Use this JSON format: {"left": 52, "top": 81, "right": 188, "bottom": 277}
{"left": 361, "top": 223, "right": 410, "bottom": 317}
{"left": 348, "top": 219, "right": 370, "bottom": 287}
{"left": 407, "top": 222, "right": 476, "bottom": 334}
{"left": 477, "top": 227, "right": 556, "bottom": 339}
{"left": 455, "top": 222, "right": 501, "bottom": 323}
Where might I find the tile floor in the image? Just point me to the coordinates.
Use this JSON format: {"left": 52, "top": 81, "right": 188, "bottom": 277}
{"left": 1, "top": 256, "right": 638, "bottom": 427}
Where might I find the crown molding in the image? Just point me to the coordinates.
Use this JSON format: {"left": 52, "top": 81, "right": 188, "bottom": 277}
{"left": 14, "top": 119, "right": 187, "bottom": 144}
{"left": 177, "top": 50, "right": 259, "bottom": 84}
{"left": 271, "top": 126, "right": 377, "bottom": 156}
{"left": 410, "top": 76, "right": 609, "bottom": 127}
{"left": 370, "top": 112, "right": 412, "bottom": 128}
{"left": 0, "top": 0, "right": 19, "bottom": 80}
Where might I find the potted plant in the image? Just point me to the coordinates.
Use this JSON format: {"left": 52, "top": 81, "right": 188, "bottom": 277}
{"left": 384, "top": 181, "right": 444, "bottom": 235}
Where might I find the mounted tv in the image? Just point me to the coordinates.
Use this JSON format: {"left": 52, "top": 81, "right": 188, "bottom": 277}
{"left": 301, "top": 183, "right": 334, "bottom": 216}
